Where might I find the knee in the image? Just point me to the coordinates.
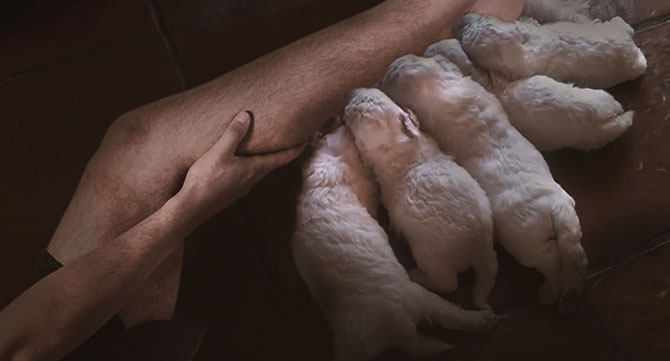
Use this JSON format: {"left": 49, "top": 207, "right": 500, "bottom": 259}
{"left": 92, "top": 110, "right": 188, "bottom": 199}
{"left": 103, "top": 111, "right": 154, "bottom": 150}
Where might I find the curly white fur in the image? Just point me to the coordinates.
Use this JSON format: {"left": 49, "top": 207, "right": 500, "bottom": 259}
{"left": 455, "top": 14, "right": 647, "bottom": 88}
{"left": 426, "top": 39, "right": 635, "bottom": 152}
{"left": 292, "top": 126, "right": 495, "bottom": 361}
{"left": 379, "top": 55, "right": 589, "bottom": 313}
{"left": 424, "top": 39, "right": 494, "bottom": 90}
{"left": 343, "top": 88, "right": 498, "bottom": 310}
{"left": 500, "top": 75, "right": 634, "bottom": 151}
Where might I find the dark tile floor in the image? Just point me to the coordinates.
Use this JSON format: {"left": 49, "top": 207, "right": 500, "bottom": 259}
{"left": 1, "top": 1, "right": 669, "bottom": 360}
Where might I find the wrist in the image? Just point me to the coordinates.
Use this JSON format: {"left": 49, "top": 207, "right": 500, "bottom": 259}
{"left": 171, "top": 184, "right": 234, "bottom": 230}
{"left": 163, "top": 189, "right": 206, "bottom": 236}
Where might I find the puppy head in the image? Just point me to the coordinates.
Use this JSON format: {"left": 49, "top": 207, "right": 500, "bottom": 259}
{"left": 425, "top": 40, "right": 493, "bottom": 89}
{"left": 425, "top": 39, "right": 469, "bottom": 63}
{"left": 323, "top": 124, "right": 355, "bottom": 157}
{"left": 343, "top": 88, "right": 419, "bottom": 154}
{"left": 453, "top": 13, "right": 483, "bottom": 40}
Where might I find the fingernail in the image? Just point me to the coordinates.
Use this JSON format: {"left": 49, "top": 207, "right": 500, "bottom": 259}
{"left": 243, "top": 110, "right": 255, "bottom": 123}
{"left": 236, "top": 111, "right": 251, "bottom": 124}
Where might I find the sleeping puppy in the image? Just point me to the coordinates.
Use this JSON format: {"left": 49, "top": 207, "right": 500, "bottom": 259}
{"left": 426, "top": 39, "right": 634, "bottom": 152}
{"left": 455, "top": 13, "right": 647, "bottom": 89}
{"left": 379, "top": 55, "right": 588, "bottom": 314}
{"left": 499, "top": 75, "right": 634, "bottom": 151}
{"left": 343, "top": 88, "right": 497, "bottom": 311}
{"left": 292, "top": 126, "right": 495, "bottom": 361}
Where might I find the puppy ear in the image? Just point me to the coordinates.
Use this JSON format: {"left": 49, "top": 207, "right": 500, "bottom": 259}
{"left": 401, "top": 108, "right": 421, "bottom": 138}
{"left": 325, "top": 125, "right": 347, "bottom": 154}
{"left": 310, "top": 115, "right": 344, "bottom": 147}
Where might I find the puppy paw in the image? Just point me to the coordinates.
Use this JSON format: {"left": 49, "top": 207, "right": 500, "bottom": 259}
{"left": 469, "top": 310, "right": 499, "bottom": 334}
{"left": 537, "top": 281, "right": 561, "bottom": 305}
{"left": 557, "top": 288, "right": 581, "bottom": 315}
{"left": 409, "top": 268, "right": 458, "bottom": 293}
{"left": 409, "top": 268, "right": 431, "bottom": 289}
{"left": 474, "top": 299, "right": 493, "bottom": 312}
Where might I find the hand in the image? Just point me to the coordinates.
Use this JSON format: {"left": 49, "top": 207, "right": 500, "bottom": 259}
{"left": 177, "top": 111, "right": 305, "bottom": 222}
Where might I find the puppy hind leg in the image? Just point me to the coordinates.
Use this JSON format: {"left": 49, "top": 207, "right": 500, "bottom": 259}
{"left": 392, "top": 312, "right": 455, "bottom": 356}
{"left": 532, "top": 240, "right": 563, "bottom": 305}
{"left": 409, "top": 268, "right": 458, "bottom": 293}
{"left": 499, "top": 228, "right": 562, "bottom": 305}
{"left": 500, "top": 228, "right": 562, "bottom": 304}
{"left": 472, "top": 247, "right": 498, "bottom": 311}
{"left": 414, "top": 287, "right": 497, "bottom": 333}
{"left": 551, "top": 201, "right": 588, "bottom": 314}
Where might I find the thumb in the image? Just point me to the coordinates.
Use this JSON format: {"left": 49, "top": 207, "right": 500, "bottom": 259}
{"left": 251, "top": 142, "right": 306, "bottom": 175}
{"left": 213, "top": 111, "right": 252, "bottom": 156}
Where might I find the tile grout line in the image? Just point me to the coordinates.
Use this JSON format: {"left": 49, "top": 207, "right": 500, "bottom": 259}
{"left": 498, "top": 231, "right": 670, "bottom": 315}
{"left": 634, "top": 13, "right": 670, "bottom": 33}
{"left": 145, "top": 0, "right": 192, "bottom": 90}
{"left": 2, "top": 9, "right": 665, "bottom": 85}
{"left": 0, "top": 33, "right": 157, "bottom": 84}
{"left": 165, "top": 0, "right": 269, "bottom": 33}
{"left": 584, "top": 312, "right": 634, "bottom": 361}
{"left": 644, "top": 66, "right": 670, "bottom": 96}
{"left": 587, "top": 231, "right": 670, "bottom": 279}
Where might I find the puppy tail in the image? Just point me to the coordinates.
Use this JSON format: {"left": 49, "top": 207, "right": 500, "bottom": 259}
{"left": 551, "top": 199, "right": 589, "bottom": 314}
{"left": 331, "top": 295, "right": 452, "bottom": 360}
{"left": 412, "top": 285, "right": 497, "bottom": 334}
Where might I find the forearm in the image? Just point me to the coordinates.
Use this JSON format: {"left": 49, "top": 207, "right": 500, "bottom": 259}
{"left": 0, "top": 195, "right": 195, "bottom": 361}
{"left": 128, "top": 0, "right": 475, "bottom": 155}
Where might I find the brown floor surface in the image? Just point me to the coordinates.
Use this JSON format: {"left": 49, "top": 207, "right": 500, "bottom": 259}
{"left": 1, "top": 1, "right": 669, "bottom": 360}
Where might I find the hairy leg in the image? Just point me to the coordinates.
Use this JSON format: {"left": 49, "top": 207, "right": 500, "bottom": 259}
{"left": 47, "top": 0, "right": 522, "bottom": 328}
{"left": 47, "top": 121, "right": 189, "bottom": 326}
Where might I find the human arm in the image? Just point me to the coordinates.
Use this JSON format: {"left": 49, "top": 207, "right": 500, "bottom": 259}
{"left": 47, "top": 0, "right": 524, "bottom": 266}
{"left": 0, "top": 112, "right": 303, "bottom": 361}
{"left": 125, "top": 0, "right": 524, "bottom": 156}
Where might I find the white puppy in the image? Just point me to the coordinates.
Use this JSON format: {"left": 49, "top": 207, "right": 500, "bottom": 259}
{"left": 292, "top": 126, "right": 495, "bottom": 361}
{"left": 379, "top": 55, "right": 588, "bottom": 313}
{"left": 455, "top": 14, "right": 647, "bottom": 88}
{"left": 424, "top": 39, "right": 494, "bottom": 91}
{"left": 343, "top": 88, "right": 498, "bottom": 310}
{"left": 426, "top": 39, "right": 634, "bottom": 152}
{"left": 500, "top": 75, "right": 634, "bottom": 151}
